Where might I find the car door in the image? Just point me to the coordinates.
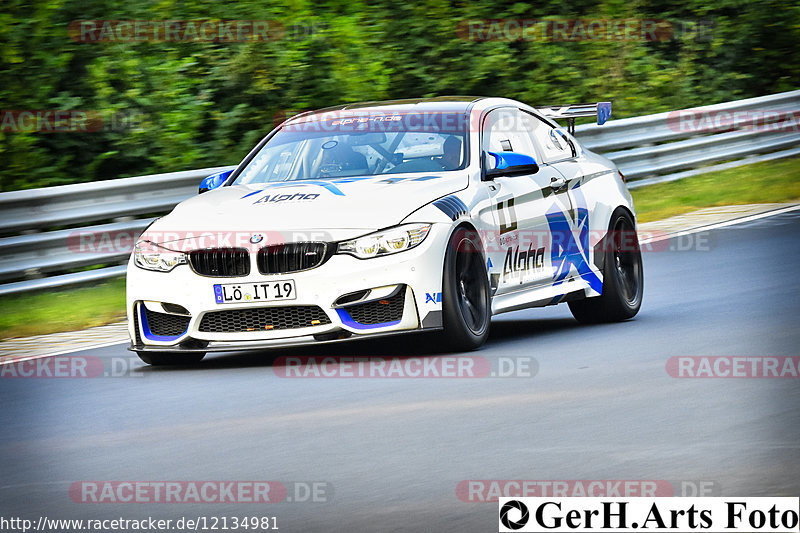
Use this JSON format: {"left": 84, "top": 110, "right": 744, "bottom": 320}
{"left": 481, "top": 107, "right": 569, "bottom": 295}
{"left": 521, "top": 111, "right": 601, "bottom": 294}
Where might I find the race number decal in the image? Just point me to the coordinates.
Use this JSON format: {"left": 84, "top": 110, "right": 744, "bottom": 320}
{"left": 497, "top": 198, "right": 518, "bottom": 234}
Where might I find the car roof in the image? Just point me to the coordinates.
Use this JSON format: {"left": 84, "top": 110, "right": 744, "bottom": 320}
{"left": 283, "top": 96, "right": 542, "bottom": 126}
{"left": 314, "top": 96, "right": 484, "bottom": 113}
{"left": 287, "top": 97, "right": 486, "bottom": 123}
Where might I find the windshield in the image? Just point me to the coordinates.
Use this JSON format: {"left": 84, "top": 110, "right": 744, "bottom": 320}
{"left": 233, "top": 112, "right": 468, "bottom": 185}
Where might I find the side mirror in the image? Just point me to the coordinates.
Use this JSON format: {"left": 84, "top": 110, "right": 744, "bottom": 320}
{"left": 484, "top": 151, "right": 539, "bottom": 179}
{"left": 199, "top": 169, "right": 233, "bottom": 194}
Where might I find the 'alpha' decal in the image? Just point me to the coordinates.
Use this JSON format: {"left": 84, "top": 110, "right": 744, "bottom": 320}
{"left": 241, "top": 180, "right": 346, "bottom": 199}
{"left": 253, "top": 192, "right": 319, "bottom": 204}
{"left": 502, "top": 243, "right": 545, "bottom": 283}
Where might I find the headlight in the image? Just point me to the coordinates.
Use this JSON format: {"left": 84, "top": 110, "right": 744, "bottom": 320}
{"left": 337, "top": 224, "right": 432, "bottom": 259}
{"left": 133, "top": 241, "right": 188, "bottom": 272}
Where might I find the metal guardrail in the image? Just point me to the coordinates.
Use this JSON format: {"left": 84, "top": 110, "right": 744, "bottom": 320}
{"left": 1, "top": 91, "right": 798, "bottom": 296}
{"left": 576, "top": 89, "right": 800, "bottom": 188}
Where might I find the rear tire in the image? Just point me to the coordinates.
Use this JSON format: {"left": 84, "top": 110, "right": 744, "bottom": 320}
{"left": 440, "top": 227, "right": 491, "bottom": 351}
{"left": 568, "top": 209, "right": 643, "bottom": 323}
{"left": 137, "top": 352, "right": 206, "bottom": 366}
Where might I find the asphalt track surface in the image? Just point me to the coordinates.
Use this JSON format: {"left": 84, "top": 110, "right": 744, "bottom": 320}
{"left": 1, "top": 211, "right": 799, "bottom": 532}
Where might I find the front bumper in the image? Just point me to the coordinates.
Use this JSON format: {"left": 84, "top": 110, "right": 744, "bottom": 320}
{"left": 126, "top": 224, "right": 449, "bottom": 353}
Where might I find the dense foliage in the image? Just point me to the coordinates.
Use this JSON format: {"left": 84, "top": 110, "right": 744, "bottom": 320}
{"left": 1, "top": 0, "right": 798, "bottom": 191}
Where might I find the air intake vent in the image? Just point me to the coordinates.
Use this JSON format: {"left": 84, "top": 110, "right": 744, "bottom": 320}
{"left": 198, "top": 305, "right": 331, "bottom": 333}
{"left": 343, "top": 286, "right": 406, "bottom": 325}
{"left": 143, "top": 306, "right": 191, "bottom": 337}
{"left": 433, "top": 196, "right": 468, "bottom": 221}
{"left": 189, "top": 248, "right": 250, "bottom": 277}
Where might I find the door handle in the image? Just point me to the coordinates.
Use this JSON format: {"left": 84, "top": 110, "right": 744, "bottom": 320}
{"left": 549, "top": 176, "right": 567, "bottom": 190}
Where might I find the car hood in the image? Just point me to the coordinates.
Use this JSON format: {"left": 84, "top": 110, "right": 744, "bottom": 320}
{"left": 144, "top": 173, "right": 467, "bottom": 247}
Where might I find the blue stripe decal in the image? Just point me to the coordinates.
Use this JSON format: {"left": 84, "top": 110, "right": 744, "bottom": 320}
{"left": 138, "top": 304, "right": 188, "bottom": 342}
{"left": 336, "top": 308, "right": 401, "bottom": 330}
{"left": 251, "top": 181, "right": 346, "bottom": 196}
{"left": 332, "top": 177, "right": 372, "bottom": 183}
{"left": 242, "top": 180, "right": 347, "bottom": 199}
{"left": 240, "top": 189, "right": 264, "bottom": 199}
{"left": 240, "top": 175, "right": 442, "bottom": 200}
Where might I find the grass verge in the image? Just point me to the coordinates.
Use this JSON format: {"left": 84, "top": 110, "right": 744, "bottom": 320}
{"left": 631, "top": 156, "right": 800, "bottom": 223}
{"left": 1, "top": 156, "right": 798, "bottom": 340}
{"left": 0, "top": 277, "right": 126, "bottom": 340}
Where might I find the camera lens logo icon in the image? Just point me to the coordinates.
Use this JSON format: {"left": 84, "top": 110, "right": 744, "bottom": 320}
{"left": 500, "top": 500, "right": 530, "bottom": 530}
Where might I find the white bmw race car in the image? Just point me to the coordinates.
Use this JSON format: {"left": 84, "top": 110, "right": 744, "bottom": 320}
{"left": 127, "top": 97, "right": 643, "bottom": 365}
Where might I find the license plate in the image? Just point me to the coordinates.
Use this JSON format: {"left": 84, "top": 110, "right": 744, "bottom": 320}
{"left": 213, "top": 280, "right": 296, "bottom": 304}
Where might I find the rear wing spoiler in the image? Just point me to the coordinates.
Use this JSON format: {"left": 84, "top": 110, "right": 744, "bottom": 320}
{"left": 534, "top": 102, "right": 612, "bottom": 134}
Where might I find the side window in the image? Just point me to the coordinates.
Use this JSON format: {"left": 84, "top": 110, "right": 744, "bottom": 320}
{"left": 482, "top": 108, "right": 538, "bottom": 159}
{"left": 521, "top": 113, "right": 574, "bottom": 162}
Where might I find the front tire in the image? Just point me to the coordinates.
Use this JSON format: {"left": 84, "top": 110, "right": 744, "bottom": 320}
{"left": 441, "top": 227, "right": 491, "bottom": 351}
{"left": 137, "top": 352, "right": 206, "bottom": 366}
{"left": 568, "top": 209, "right": 643, "bottom": 323}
